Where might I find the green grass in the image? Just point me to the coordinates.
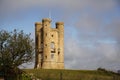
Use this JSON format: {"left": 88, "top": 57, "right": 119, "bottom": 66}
{"left": 24, "top": 69, "right": 120, "bottom": 80}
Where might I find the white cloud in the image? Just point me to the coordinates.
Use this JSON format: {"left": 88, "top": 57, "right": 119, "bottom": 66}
{"left": 65, "top": 36, "right": 120, "bottom": 70}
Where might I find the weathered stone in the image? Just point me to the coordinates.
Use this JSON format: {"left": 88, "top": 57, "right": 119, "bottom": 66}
{"left": 34, "top": 18, "right": 64, "bottom": 69}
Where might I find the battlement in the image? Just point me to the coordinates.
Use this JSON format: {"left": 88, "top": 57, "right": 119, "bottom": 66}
{"left": 35, "top": 22, "right": 42, "bottom": 25}
{"left": 56, "top": 22, "right": 64, "bottom": 25}
{"left": 42, "top": 18, "right": 51, "bottom": 23}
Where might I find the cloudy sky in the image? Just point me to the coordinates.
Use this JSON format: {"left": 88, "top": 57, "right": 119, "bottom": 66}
{"left": 0, "top": 0, "right": 120, "bottom": 71}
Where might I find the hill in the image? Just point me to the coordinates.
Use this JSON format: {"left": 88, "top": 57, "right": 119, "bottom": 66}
{"left": 24, "top": 69, "right": 120, "bottom": 80}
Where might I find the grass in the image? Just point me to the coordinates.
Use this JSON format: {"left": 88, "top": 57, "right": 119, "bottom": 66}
{"left": 24, "top": 69, "right": 120, "bottom": 80}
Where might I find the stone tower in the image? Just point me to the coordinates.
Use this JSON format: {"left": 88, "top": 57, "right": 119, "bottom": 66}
{"left": 34, "top": 18, "right": 64, "bottom": 69}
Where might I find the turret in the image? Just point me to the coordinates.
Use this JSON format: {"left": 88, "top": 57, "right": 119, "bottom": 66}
{"left": 42, "top": 18, "right": 51, "bottom": 68}
{"left": 35, "top": 22, "right": 42, "bottom": 68}
{"left": 56, "top": 22, "right": 64, "bottom": 69}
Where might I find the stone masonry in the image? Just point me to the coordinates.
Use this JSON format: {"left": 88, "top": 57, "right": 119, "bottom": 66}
{"left": 34, "top": 18, "right": 64, "bottom": 69}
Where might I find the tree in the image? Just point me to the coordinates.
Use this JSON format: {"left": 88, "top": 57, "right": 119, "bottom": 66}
{"left": 0, "top": 29, "right": 34, "bottom": 79}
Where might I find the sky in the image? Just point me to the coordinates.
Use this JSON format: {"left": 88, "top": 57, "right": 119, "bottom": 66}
{"left": 0, "top": 0, "right": 120, "bottom": 71}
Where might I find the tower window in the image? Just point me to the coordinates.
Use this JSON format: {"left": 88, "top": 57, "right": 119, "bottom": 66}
{"left": 51, "top": 35, "right": 53, "bottom": 37}
{"left": 58, "top": 48, "right": 60, "bottom": 52}
{"left": 40, "top": 54, "right": 43, "bottom": 59}
{"left": 51, "top": 54, "right": 54, "bottom": 59}
{"left": 51, "top": 42, "right": 55, "bottom": 49}
{"left": 41, "top": 42, "right": 43, "bottom": 48}
{"left": 58, "top": 52, "right": 60, "bottom": 55}
{"left": 45, "top": 56, "right": 47, "bottom": 59}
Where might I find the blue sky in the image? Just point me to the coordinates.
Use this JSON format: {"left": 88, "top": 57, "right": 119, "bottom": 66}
{"left": 0, "top": 0, "right": 120, "bottom": 71}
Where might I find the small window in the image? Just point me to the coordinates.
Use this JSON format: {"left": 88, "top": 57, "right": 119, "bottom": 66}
{"left": 41, "top": 42, "right": 43, "bottom": 48}
{"left": 45, "top": 44, "right": 47, "bottom": 47}
{"left": 51, "top": 35, "right": 53, "bottom": 37}
{"left": 58, "top": 48, "right": 60, "bottom": 52}
{"left": 46, "top": 33, "right": 47, "bottom": 36}
{"left": 45, "top": 56, "right": 47, "bottom": 59}
{"left": 40, "top": 54, "right": 43, "bottom": 59}
{"left": 58, "top": 52, "right": 60, "bottom": 55}
{"left": 51, "top": 54, "right": 54, "bottom": 59}
{"left": 51, "top": 42, "right": 55, "bottom": 49}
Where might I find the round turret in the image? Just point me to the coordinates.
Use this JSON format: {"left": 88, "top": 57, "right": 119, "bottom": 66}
{"left": 35, "top": 22, "right": 42, "bottom": 69}
{"left": 42, "top": 18, "right": 51, "bottom": 69}
{"left": 56, "top": 22, "right": 64, "bottom": 69}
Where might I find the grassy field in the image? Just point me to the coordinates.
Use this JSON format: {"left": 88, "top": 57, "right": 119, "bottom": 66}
{"left": 24, "top": 69, "right": 120, "bottom": 80}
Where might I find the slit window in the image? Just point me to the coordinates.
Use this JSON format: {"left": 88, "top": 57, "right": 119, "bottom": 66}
{"left": 41, "top": 42, "right": 43, "bottom": 48}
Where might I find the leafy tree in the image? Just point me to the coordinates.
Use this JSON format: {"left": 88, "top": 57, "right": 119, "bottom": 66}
{"left": 0, "top": 29, "right": 34, "bottom": 79}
